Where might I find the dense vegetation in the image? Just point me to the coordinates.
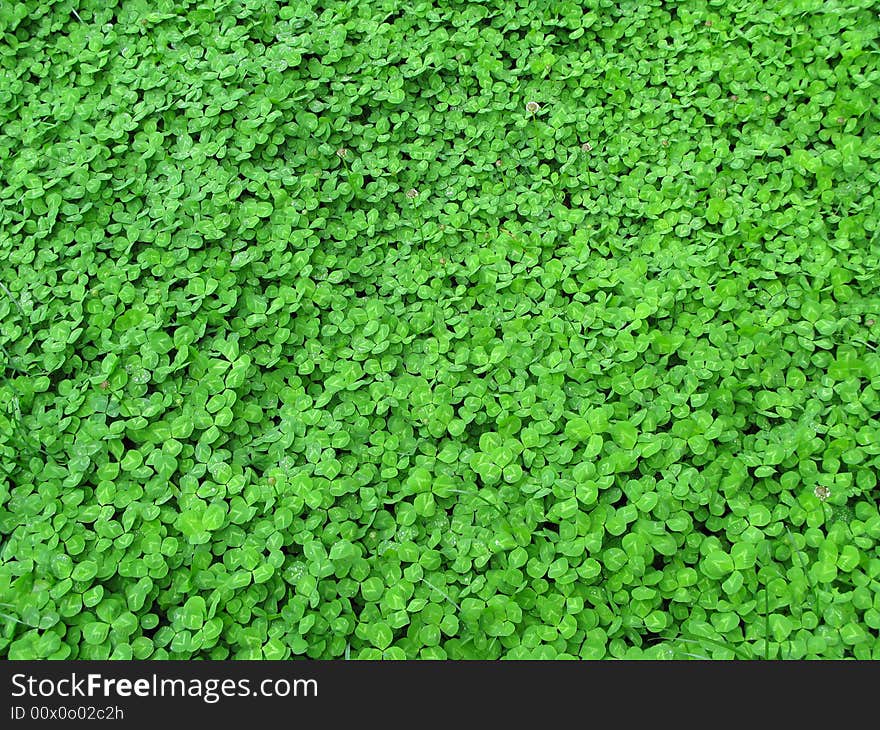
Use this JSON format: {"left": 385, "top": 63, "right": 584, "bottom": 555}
{"left": 1, "top": 0, "right": 879, "bottom": 659}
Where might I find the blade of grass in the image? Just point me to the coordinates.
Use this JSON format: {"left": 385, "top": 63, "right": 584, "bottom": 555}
{"left": 0, "top": 281, "right": 25, "bottom": 319}
{"left": 674, "top": 636, "right": 753, "bottom": 661}
{"left": 446, "top": 488, "right": 505, "bottom": 516}
{"left": 420, "top": 577, "right": 461, "bottom": 611}
{"left": 784, "top": 526, "right": 821, "bottom": 617}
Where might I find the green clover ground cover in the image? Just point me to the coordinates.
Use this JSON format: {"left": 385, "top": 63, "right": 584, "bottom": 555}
{"left": 1, "top": 0, "right": 880, "bottom": 660}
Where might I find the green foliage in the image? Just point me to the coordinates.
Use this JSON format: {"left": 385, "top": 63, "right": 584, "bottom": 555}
{"left": 1, "top": 0, "right": 880, "bottom": 660}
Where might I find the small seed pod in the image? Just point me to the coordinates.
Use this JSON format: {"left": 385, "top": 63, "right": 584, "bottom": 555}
{"left": 406, "top": 188, "right": 419, "bottom": 199}
{"left": 581, "top": 142, "right": 593, "bottom": 152}
{"left": 814, "top": 485, "right": 831, "bottom": 502}
{"left": 336, "top": 147, "right": 348, "bottom": 158}
{"left": 525, "top": 101, "right": 540, "bottom": 114}
{"left": 836, "top": 117, "right": 846, "bottom": 125}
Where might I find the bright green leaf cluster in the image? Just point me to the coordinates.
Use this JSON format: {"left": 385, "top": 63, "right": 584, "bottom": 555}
{"left": 1, "top": 0, "right": 879, "bottom": 661}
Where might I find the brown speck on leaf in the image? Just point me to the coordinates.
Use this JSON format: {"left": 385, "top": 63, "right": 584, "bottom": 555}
{"left": 730, "top": 94, "right": 738, "bottom": 101}
{"left": 705, "top": 19, "right": 713, "bottom": 26}
{"left": 99, "top": 380, "right": 110, "bottom": 390}
{"left": 440, "top": 257, "right": 446, "bottom": 264}
{"left": 866, "top": 318, "right": 875, "bottom": 326}
{"left": 661, "top": 139, "right": 669, "bottom": 147}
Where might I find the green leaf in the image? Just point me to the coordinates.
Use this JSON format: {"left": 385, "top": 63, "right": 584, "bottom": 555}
{"left": 701, "top": 551, "right": 734, "bottom": 580}
{"left": 180, "top": 597, "right": 206, "bottom": 630}
{"left": 71, "top": 561, "right": 98, "bottom": 582}
{"left": 609, "top": 421, "right": 638, "bottom": 451}
{"left": 565, "top": 417, "right": 591, "bottom": 441}
{"left": 370, "top": 623, "right": 393, "bottom": 650}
